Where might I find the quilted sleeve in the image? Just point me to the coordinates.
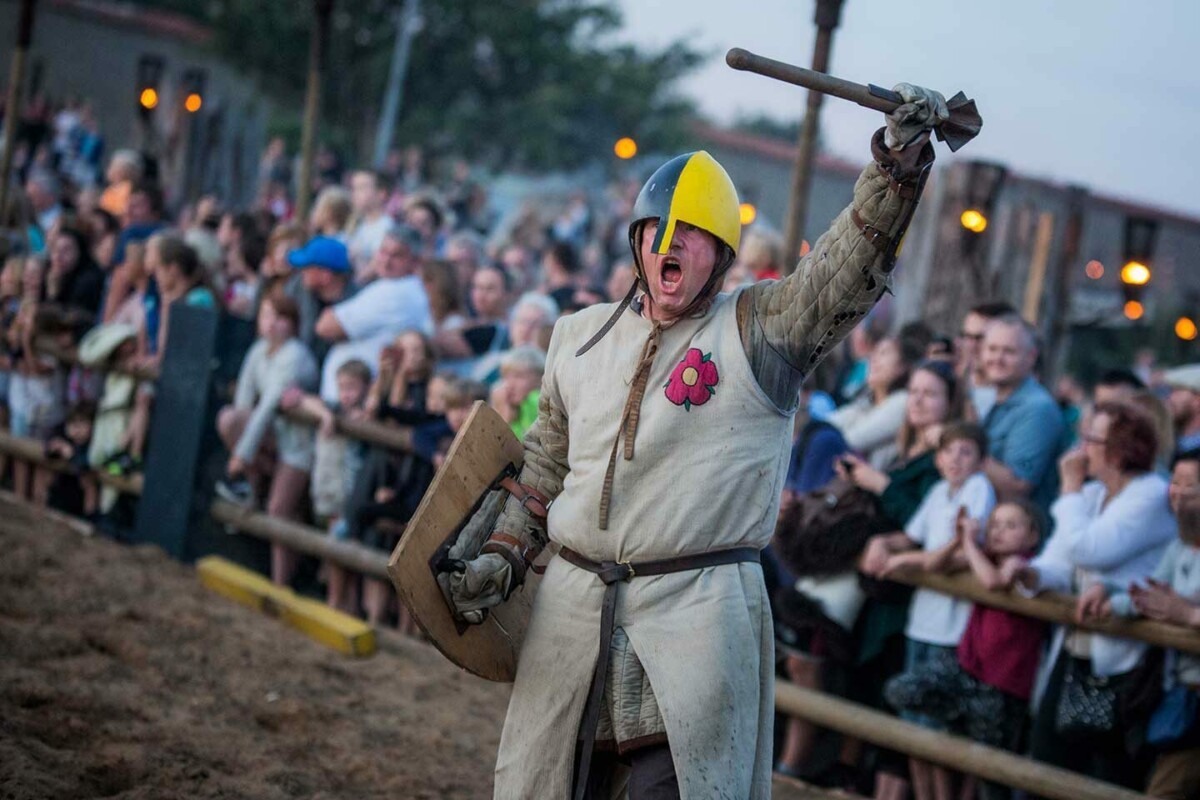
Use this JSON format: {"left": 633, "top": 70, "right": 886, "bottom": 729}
{"left": 743, "top": 128, "right": 934, "bottom": 384}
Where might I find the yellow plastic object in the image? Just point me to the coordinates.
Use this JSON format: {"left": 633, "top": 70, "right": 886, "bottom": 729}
{"left": 197, "top": 556, "right": 376, "bottom": 658}
{"left": 633, "top": 150, "right": 742, "bottom": 255}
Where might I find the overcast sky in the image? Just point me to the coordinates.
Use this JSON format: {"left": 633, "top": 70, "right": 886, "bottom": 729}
{"left": 613, "top": 0, "right": 1200, "bottom": 218}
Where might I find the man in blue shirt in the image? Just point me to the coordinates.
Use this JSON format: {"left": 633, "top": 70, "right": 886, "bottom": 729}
{"left": 980, "top": 313, "right": 1064, "bottom": 511}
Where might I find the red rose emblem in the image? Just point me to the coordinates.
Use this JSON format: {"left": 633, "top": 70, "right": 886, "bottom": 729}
{"left": 664, "top": 348, "right": 718, "bottom": 410}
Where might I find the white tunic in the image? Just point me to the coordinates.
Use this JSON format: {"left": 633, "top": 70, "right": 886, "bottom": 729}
{"left": 495, "top": 290, "right": 790, "bottom": 799}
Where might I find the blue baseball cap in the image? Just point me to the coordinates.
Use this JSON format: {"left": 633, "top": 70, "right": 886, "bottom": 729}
{"left": 288, "top": 235, "right": 352, "bottom": 274}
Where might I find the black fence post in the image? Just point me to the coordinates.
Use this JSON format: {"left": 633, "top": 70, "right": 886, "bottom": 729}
{"left": 133, "top": 305, "right": 257, "bottom": 565}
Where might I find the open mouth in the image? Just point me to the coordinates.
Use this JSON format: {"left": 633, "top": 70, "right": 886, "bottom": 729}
{"left": 660, "top": 258, "right": 683, "bottom": 288}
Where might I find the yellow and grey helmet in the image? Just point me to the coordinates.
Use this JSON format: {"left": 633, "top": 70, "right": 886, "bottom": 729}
{"left": 576, "top": 151, "right": 742, "bottom": 358}
{"left": 628, "top": 150, "right": 742, "bottom": 261}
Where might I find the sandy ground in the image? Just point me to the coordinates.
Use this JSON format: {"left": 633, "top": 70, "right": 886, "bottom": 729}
{"left": 0, "top": 497, "right": 848, "bottom": 800}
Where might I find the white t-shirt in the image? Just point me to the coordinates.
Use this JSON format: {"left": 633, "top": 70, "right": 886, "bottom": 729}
{"left": 320, "top": 275, "right": 432, "bottom": 402}
{"left": 903, "top": 471, "right": 996, "bottom": 646}
{"left": 347, "top": 214, "right": 393, "bottom": 276}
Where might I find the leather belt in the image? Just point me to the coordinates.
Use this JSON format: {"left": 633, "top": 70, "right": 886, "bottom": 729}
{"left": 559, "top": 545, "right": 761, "bottom": 800}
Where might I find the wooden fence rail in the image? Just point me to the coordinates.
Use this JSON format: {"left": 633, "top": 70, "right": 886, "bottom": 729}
{"left": 773, "top": 683, "right": 1150, "bottom": 800}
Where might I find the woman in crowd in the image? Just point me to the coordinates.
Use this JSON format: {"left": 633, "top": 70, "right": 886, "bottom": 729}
{"left": 829, "top": 333, "right": 925, "bottom": 469}
{"left": 216, "top": 291, "right": 319, "bottom": 585}
{"left": 1008, "top": 402, "right": 1175, "bottom": 790}
{"left": 44, "top": 225, "right": 104, "bottom": 335}
{"left": 422, "top": 260, "right": 466, "bottom": 338}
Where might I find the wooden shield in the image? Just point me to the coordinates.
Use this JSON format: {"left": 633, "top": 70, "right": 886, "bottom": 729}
{"left": 387, "top": 402, "right": 538, "bottom": 682}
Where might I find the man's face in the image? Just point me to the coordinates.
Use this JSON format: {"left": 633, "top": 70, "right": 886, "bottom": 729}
{"left": 1167, "top": 387, "right": 1198, "bottom": 428}
{"left": 638, "top": 219, "right": 718, "bottom": 321}
{"left": 1082, "top": 412, "right": 1112, "bottom": 478}
{"left": 1169, "top": 460, "right": 1200, "bottom": 516}
{"left": 128, "top": 191, "right": 155, "bottom": 225}
{"left": 374, "top": 237, "right": 416, "bottom": 279}
{"left": 301, "top": 266, "right": 333, "bottom": 292}
{"left": 471, "top": 269, "right": 508, "bottom": 320}
{"left": 956, "top": 311, "right": 988, "bottom": 377}
{"left": 982, "top": 322, "right": 1035, "bottom": 389}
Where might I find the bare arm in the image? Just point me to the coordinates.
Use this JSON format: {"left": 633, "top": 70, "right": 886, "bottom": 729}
{"left": 984, "top": 458, "right": 1032, "bottom": 499}
{"left": 315, "top": 308, "right": 347, "bottom": 341}
{"left": 960, "top": 532, "right": 1009, "bottom": 590}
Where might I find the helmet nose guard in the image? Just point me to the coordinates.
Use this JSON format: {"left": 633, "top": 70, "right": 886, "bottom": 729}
{"left": 628, "top": 150, "right": 742, "bottom": 258}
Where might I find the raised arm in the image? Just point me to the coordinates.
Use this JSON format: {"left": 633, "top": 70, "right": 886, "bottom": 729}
{"left": 738, "top": 126, "right": 935, "bottom": 408}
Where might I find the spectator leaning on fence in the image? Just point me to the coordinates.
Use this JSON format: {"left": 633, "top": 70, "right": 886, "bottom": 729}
{"left": 279, "top": 357, "right": 373, "bottom": 614}
{"left": 1007, "top": 401, "right": 1174, "bottom": 790}
{"left": 1082, "top": 449, "right": 1200, "bottom": 800}
{"left": 315, "top": 224, "right": 432, "bottom": 405}
{"left": 979, "top": 313, "right": 1064, "bottom": 509}
{"left": 216, "top": 291, "right": 319, "bottom": 587}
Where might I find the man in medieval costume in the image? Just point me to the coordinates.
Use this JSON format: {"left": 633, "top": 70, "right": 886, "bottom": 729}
{"left": 446, "top": 83, "right": 948, "bottom": 799}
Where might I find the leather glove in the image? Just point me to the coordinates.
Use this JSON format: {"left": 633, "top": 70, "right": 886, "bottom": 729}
{"left": 884, "top": 83, "right": 949, "bottom": 151}
{"left": 444, "top": 552, "right": 514, "bottom": 625}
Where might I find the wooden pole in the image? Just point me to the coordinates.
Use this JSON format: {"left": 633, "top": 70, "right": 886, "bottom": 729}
{"left": 0, "top": 0, "right": 37, "bottom": 224}
{"left": 1022, "top": 211, "right": 1056, "bottom": 323}
{"left": 295, "top": 0, "right": 333, "bottom": 224}
{"left": 782, "top": 0, "right": 844, "bottom": 272}
{"left": 891, "top": 569, "right": 1200, "bottom": 656}
{"left": 210, "top": 499, "right": 391, "bottom": 580}
{"left": 774, "top": 683, "right": 1150, "bottom": 800}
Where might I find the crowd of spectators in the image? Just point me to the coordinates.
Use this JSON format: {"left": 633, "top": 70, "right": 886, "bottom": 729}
{"left": 771, "top": 303, "right": 1200, "bottom": 800}
{"left": 5, "top": 96, "right": 1200, "bottom": 800}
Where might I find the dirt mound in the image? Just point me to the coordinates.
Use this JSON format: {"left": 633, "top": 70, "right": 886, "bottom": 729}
{"left": 0, "top": 498, "right": 508, "bottom": 799}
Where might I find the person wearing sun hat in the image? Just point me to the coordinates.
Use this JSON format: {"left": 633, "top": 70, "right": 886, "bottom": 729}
{"left": 445, "top": 84, "right": 950, "bottom": 798}
{"left": 285, "top": 234, "right": 355, "bottom": 363}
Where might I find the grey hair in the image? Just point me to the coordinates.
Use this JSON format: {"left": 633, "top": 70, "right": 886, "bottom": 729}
{"left": 109, "top": 148, "right": 144, "bottom": 178}
{"left": 500, "top": 345, "right": 547, "bottom": 375}
{"left": 510, "top": 291, "right": 560, "bottom": 324}
{"left": 987, "top": 313, "right": 1039, "bottom": 352}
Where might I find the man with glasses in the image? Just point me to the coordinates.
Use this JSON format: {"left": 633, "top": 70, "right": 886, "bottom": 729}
{"left": 955, "top": 301, "right": 1016, "bottom": 421}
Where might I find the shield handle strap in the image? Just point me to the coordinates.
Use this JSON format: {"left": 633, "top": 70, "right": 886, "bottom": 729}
{"left": 480, "top": 475, "right": 551, "bottom": 583}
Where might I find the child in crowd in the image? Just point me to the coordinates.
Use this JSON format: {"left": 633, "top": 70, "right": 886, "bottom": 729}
{"left": 885, "top": 500, "right": 1046, "bottom": 798}
{"left": 863, "top": 422, "right": 995, "bottom": 800}
{"left": 216, "top": 290, "right": 318, "bottom": 586}
{"left": 44, "top": 400, "right": 99, "bottom": 518}
{"left": 490, "top": 345, "right": 544, "bottom": 439}
{"left": 1079, "top": 450, "right": 1200, "bottom": 800}
{"left": 347, "top": 376, "right": 486, "bottom": 629}
{"left": 8, "top": 256, "right": 66, "bottom": 502}
{"left": 280, "top": 358, "right": 372, "bottom": 612}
